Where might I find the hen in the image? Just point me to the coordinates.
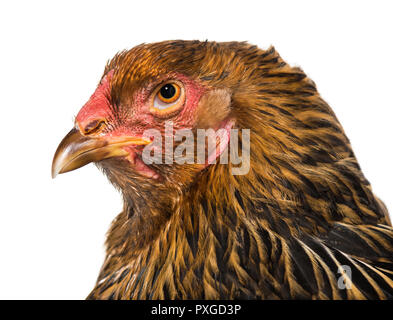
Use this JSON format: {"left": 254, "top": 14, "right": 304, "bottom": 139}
{"left": 52, "top": 40, "right": 393, "bottom": 299}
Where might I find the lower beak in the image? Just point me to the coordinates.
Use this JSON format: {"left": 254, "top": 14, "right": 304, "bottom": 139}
{"left": 51, "top": 128, "right": 151, "bottom": 178}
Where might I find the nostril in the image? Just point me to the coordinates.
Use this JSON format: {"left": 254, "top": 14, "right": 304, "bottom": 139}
{"left": 82, "top": 119, "right": 106, "bottom": 135}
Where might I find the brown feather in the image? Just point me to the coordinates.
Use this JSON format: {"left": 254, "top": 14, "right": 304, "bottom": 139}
{"left": 86, "top": 40, "right": 392, "bottom": 299}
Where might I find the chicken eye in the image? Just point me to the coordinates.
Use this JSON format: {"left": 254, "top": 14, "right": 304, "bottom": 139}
{"left": 151, "top": 82, "right": 184, "bottom": 116}
{"left": 156, "top": 83, "right": 180, "bottom": 105}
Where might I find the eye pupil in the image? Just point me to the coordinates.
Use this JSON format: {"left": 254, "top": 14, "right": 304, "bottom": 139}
{"left": 160, "top": 84, "right": 176, "bottom": 99}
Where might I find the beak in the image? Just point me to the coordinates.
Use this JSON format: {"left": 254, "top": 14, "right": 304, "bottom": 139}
{"left": 51, "top": 128, "right": 151, "bottom": 178}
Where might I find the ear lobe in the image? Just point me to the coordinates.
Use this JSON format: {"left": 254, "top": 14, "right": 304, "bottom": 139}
{"left": 195, "top": 89, "right": 231, "bottom": 129}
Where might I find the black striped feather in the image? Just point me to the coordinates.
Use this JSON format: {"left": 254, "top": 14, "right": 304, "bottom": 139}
{"left": 83, "top": 41, "right": 393, "bottom": 300}
{"left": 290, "top": 223, "right": 393, "bottom": 299}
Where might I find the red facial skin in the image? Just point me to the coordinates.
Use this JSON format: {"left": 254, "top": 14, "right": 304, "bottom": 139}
{"left": 75, "top": 70, "right": 114, "bottom": 134}
{"left": 74, "top": 72, "right": 207, "bottom": 179}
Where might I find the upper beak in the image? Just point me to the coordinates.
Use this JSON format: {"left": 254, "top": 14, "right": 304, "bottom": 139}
{"left": 51, "top": 128, "right": 151, "bottom": 178}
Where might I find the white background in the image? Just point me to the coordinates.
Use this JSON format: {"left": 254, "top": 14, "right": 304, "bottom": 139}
{"left": 0, "top": 0, "right": 392, "bottom": 299}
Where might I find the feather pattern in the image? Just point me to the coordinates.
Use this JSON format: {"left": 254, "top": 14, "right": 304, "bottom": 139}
{"left": 85, "top": 41, "right": 392, "bottom": 299}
